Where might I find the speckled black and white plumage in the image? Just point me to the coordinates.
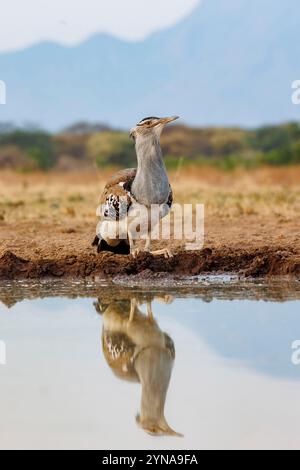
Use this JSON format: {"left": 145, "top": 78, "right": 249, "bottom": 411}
{"left": 93, "top": 167, "right": 173, "bottom": 254}
{"left": 100, "top": 168, "right": 173, "bottom": 222}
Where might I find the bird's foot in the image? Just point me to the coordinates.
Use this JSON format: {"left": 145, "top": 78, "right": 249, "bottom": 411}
{"left": 155, "top": 295, "right": 174, "bottom": 305}
{"left": 131, "top": 248, "right": 173, "bottom": 259}
{"left": 150, "top": 248, "right": 174, "bottom": 259}
{"left": 131, "top": 248, "right": 142, "bottom": 259}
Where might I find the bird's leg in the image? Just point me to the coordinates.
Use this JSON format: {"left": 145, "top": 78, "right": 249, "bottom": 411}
{"left": 128, "top": 231, "right": 135, "bottom": 253}
{"left": 143, "top": 233, "right": 173, "bottom": 258}
{"left": 144, "top": 233, "right": 151, "bottom": 252}
{"left": 128, "top": 298, "right": 137, "bottom": 323}
{"left": 131, "top": 231, "right": 173, "bottom": 259}
{"left": 147, "top": 301, "right": 155, "bottom": 322}
{"left": 129, "top": 232, "right": 141, "bottom": 258}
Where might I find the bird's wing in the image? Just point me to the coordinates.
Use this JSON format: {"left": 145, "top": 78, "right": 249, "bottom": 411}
{"left": 104, "top": 168, "right": 137, "bottom": 190}
{"left": 102, "top": 330, "right": 139, "bottom": 383}
{"left": 100, "top": 168, "right": 137, "bottom": 221}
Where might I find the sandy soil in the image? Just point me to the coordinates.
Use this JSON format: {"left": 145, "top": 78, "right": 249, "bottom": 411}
{"left": 0, "top": 168, "right": 300, "bottom": 279}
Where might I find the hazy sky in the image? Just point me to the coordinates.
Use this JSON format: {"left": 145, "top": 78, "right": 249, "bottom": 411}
{"left": 0, "top": 0, "right": 200, "bottom": 53}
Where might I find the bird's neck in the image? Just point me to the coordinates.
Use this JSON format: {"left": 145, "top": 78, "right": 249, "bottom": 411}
{"left": 132, "top": 135, "right": 170, "bottom": 206}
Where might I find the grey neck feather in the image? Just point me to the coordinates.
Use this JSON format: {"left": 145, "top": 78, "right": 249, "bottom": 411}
{"left": 134, "top": 348, "right": 173, "bottom": 429}
{"left": 131, "top": 133, "right": 170, "bottom": 206}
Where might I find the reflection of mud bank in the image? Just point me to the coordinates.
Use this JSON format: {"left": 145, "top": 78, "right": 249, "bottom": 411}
{"left": 1, "top": 276, "right": 300, "bottom": 308}
{"left": 0, "top": 246, "right": 300, "bottom": 281}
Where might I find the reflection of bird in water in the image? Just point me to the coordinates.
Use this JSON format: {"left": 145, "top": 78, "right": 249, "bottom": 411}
{"left": 94, "top": 295, "right": 182, "bottom": 437}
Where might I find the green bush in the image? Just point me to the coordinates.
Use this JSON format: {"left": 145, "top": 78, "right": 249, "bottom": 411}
{"left": 0, "top": 130, "right": 56, "bottom": 170}
{"left": 88, "top": 131, "right": 135, "bottom": 168}
{"left": 256, "top": 146, "right": 300, "bottom": 166}
{"left": 249, "top": 123, "right": 300, "bottom": 153}
{"left": 1, "top": 122, "right": 300, "bottom": 171}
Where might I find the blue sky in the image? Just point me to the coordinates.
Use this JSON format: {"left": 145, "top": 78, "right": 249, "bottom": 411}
{"left": 0, "top": 0, "right": 199, "bottom": 53}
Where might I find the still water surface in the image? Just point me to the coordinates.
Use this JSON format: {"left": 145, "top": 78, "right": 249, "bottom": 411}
{"left": 0, "top": 279, "right": 300, "bottom": 450}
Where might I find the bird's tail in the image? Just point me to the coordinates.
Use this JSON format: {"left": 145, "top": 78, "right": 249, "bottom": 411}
{"left": 92, "top": 236, "right": 130, "bottom": 255}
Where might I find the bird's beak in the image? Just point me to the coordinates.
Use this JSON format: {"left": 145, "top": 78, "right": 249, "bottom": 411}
{"left": 153, "top": 116, "right": 179, "bottom": 127}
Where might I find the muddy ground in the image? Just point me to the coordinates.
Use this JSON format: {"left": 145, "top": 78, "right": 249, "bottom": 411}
{"left": 0, "top": 215, "right": 299, "bottom": 279}
{"left": 0, "top": 168, "right": 300, "bottom": 280}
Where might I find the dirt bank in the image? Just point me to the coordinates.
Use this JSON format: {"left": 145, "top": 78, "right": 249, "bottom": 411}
{"left": 0, "top": 216, "right": 299, "bottom": 279}
{"left": 1, "top": 169, "right": 300, "bottom": 280}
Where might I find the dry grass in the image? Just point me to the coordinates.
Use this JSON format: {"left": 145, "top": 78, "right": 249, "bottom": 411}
{"left": 173, "top": 166, "right": 300, "bottom": 219}
{"left": 0, "top": 166, "right": 300, "bottom": 225}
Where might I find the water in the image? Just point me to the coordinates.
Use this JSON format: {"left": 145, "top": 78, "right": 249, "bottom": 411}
{"left": 0, "top": 278, "right": 300, "bottom": 450}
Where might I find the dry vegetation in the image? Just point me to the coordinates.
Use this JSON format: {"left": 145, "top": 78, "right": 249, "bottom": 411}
{"left": 0, "top": 166, "right": 300, "bottom": 223}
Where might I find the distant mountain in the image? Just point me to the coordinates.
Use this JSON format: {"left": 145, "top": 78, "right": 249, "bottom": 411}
{"left": 0, "top": 0, "right": 299, "bottom": 130}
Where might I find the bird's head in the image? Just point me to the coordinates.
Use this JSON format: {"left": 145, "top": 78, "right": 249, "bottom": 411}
{"left": 130, "top": 116, "right": 179, "bottom": 141}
